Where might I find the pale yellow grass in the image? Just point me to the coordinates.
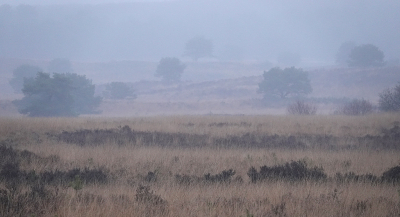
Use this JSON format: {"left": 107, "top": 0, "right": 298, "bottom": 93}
{"left": 21, "top": 142, "right": 400, "bottom": 178}
{"left": 52, "top": 180, "right": 399, "bottom": 217}
{"left": 1, "top": 113, "right": 399, "bottom": 137}
{"left": 1, "top": 114, "right": 400, "bottom": 216}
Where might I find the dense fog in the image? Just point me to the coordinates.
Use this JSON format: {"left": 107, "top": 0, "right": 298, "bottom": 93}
{"left": 1, "top": 0, "right": 399, "bottom": 65}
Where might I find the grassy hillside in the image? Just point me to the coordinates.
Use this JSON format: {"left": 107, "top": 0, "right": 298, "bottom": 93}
{"left": 1, "top": 58, "right": 399, "bottom": 116}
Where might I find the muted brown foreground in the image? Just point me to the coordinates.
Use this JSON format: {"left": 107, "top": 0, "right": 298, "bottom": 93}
{"left": 0, "top": 114, "right": 400, "bottom": 216}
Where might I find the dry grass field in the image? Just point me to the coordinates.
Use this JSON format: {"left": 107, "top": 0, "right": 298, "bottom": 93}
{"left": 1, "top": 114, "right": 400, "bottom": 216}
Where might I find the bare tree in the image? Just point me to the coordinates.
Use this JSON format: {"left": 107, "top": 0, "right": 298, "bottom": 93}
{"left": 287, "top": 101, "right": 317, "bottom": 115}
{"left": 337, "top": 99, "right": 373, "bottom": 115}
{"left": 379, "top": 83, "right": 400, "bottom": 112}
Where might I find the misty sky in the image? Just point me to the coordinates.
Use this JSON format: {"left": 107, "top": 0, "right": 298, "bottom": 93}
{"left": 0, "top": 0, "right": 399, "bottom": 65}
{"left": 0, "top": 0, "right": 165, "bottom": 5}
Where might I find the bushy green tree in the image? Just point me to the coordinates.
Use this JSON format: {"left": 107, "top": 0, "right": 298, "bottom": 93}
{"left": 258, "top": 67, "right": 312, "bottom": 99}
{"left": 9, "top": 64, "right": 43, "bottom": 93}
{"left": 67, "top": 73, "right": 102, "bottom": 115}
{"left": 13, "top": 72, "right": 75, "bottom": 117}
{"left": 183, "top": 36, "right": 213, "bottom": 61}
{"left": 103, "top": 82, "right": 136, "bottom": 99}
{"left": 155, "top": 57, "right": 186, "bottom": 83}
{"left": 347, "top": 44, "right": 385, "bottom": 67}
{"left": 13, "top": 72, "right": 102, "bottom": 117}
{"left": 379, "top": 83, "right": 400, "bottom": 112}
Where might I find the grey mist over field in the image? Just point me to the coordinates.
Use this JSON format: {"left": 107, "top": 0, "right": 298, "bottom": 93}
{"left": 1, "top": 0, "right": 399, "bottom": 64}
{"left": 1, "top": 0, "right": 400, "bottom": 116}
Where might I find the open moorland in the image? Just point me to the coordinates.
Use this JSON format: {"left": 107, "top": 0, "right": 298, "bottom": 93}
{"left": 1, "top": 114, "right": 400, "bottom": 216}
{"left": 1, "top": 58, "right": 400, "bottom": 116}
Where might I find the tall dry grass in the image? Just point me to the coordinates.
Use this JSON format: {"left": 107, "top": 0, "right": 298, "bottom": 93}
{"left": 1, "top": 113, "right": 399, "bottom": 136}
{"left": 0, "top": 114, "right": 399, "bottom": 216}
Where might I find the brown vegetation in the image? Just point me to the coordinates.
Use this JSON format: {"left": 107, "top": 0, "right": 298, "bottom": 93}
{"left": 0, "top": 114, "right": 400, "bottom": 216}
{"left": 287, "top": 100, "right": 317, "bottom": 115}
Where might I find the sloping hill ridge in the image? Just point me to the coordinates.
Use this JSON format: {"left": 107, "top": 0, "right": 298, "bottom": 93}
{"left": 122, "top": 66, "right": 400, "bottom": 103}
{"left": 2, "top": 65, "right": 400, "bottom": 116}
{"left": 98, "top": 67, "right": 400, "bottom": 116}
{"left": 131, "top": 76, "right": 262, "bottom": 102}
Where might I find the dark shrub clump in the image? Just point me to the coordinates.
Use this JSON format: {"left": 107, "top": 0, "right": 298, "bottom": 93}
{"left": 381, "top": 165, "right": 400, "bottom": 183}
{"left": 287, "top": 100, "right": 317, "bottom": 115}
{"left": 175, "top": 169, "right": 236, "bottom": 185}
{"left": 334, "top": 172, "right": 379, "bottom": 183}
{"left": 247, "top": 160, "right": 327, "bottom": 183}
{"left": 337, "top": 99, "right": 373, "bottom": 115}
{"left": 204, "top": 169, "right": 236, "bottom": 183}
